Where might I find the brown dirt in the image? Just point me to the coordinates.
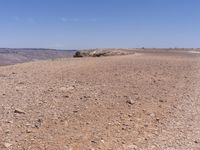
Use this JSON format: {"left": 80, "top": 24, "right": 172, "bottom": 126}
{"left": 0, "top": 52, "right": 200, "bottom": 149}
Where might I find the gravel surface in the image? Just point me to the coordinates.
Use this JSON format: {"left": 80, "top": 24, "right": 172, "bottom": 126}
{"left": 0, "top": 52, "right": 200, "bottom": 149}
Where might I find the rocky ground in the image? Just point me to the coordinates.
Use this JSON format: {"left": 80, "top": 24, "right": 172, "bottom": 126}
{"left": 0, "top": 51, "right": 200, "bottom": 149}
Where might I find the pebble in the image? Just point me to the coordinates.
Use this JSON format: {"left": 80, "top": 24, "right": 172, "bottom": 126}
{"left": 4, "top": 143, "right": 12, "bottom": 148}
{"left": 156, "top": 118, "right": 160, "bottom": 121}
{"left": 159, "top": 99, "right": 164, "bottom": 102}
{"left": 14, "top": 109, "right": 25, "bottom": 114}
{"left": 60, "top": 86, "right": 74, "bottom": 92}
{"left": 149, "top": 113, "right": 156, "bottom": 117}
{"left": 194, "top": 140, "right": 198, "bottom": 144}
{"left": 63, "top": 95, "right": 69, "bottom": 98}
{"left": 26, "top": 129, "right": 32, "bottom": 133}
{"left": 5, "top": 120, "right": 13, "bottom": 124}
{"left": 25, "top": 123, "right": 31, "bottom": 127}
{"left": 126, "top": 144, "right": 138, "bottom": 149}
{"left": 5, "top": 130, "right": 10, "bottom": 134}
{"left": 126, "top": 99, "right": 135, "bottom": 105}
{"left": 91, "top": 140, "right": 97, "bottom": 143}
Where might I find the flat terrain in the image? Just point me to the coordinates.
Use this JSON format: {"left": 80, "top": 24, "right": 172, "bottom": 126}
{"left": 0, "top": 51, "right": 200, "bottom": 149}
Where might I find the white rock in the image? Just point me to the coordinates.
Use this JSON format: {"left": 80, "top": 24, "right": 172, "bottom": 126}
{"left": 4, "top": 143, "right": 12, "bottom": 148}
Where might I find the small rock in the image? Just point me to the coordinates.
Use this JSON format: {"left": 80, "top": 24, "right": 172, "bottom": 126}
{"left": 60, "top": 87, "right": 67, "bottom": 92}
{"left": 156, "top": 118, "right": 160, "bottom": 122}
{"left": 4, "top": 143, "right": 12, "bottom": 148}
{"left": 15, "top": 86, "right": 21, "bottom": 91}
{"left": 64, "top": 121, "right": 68, "bottom": 126}
{"left": 126, "top": 99, "right": 135, "bottom": 105}
{"left": 149, "top": 113, "right": 155, "bottom": 117}
{"left": 5, "top": 130, "right": 10, "bottom": 134}
{"left": 128, "top": 114, "right": 132, "bottom": 117}
{"left": 5, "top": 120, "right": 13, "bottom": 124}
{"left": 60, "top": 86, "right": 74, "bottom": 92}
{"left": 37, "top": 119, "right": 42, "bottom": 123}
{"left": 126, "top": 144, "right": 138, "bottom": 149}
{"left": 101, "top": 140, "right": 105, "bottom": 143}
{"left": 73, "top": 110, "right": 78, "bottom": 113}
{"left": 18, "top": 82, "right": 25, "bottom": 85}
{"left": 63, "top": 95, "right": 69, "bottom": 98}
{"left": 14, "top": 109, "right": 25, "bottom": 114}
{"left": 25, "top": 123, "right": 31, "bottom": 127}
{"left": 26, "top": 129, "right": 32, "bottom": 133}
{"left": 91, "top": 140, "right": 97, "bottom": 143}
{"left": 159, "top": 99, "right": 164, "bottom": 102}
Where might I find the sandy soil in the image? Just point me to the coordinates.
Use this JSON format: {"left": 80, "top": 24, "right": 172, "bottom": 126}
{"left": 0, "top": 52, "right": 200, "bottom": 150}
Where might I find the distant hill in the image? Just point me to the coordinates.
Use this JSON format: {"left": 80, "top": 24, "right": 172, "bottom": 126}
{"left": 0, "top": 48, "right": 76, "bottom": 66}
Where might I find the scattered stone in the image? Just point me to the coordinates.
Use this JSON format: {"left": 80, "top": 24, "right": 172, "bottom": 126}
{"left": 4, "top": 143, "right": 12, "bottom": 148}
{"left": 149, "top": 113, "right": 156, "bottom": 117}
{"left": 126, "top": 98, "right": 135, "bottom": 105}
{"left": 60, "top": 86, "right": 75, "bottom": 92}
{"left": 5, "top": 130, "right": 10, "bottom": 134}
{"left": 101, "top": 139, "right": 105, "bottom": 143}
{"left": 47, "top": 88, "right": 54, "bottom": 92}
{"left": 14, "top": 109, "right": 25, "bottom": 114}
{"left": 126, "top": 144, "right": 138, "bottom": 149}
{"left": 83, "top": 95, "right": 91, "bottom": 99}
{"left": 59, "top": 87, "right": 67, "bottom": 92}
{"left": 34, "top": 119, "right": 43, "bottom": 128}
{"left": 159, "top": 99, "right": 164, "bottom": 102}
{"left": 64, "top": 121, "right": 68, "bottom": 126}
{"left": 26, "top": 129, "right": 32, "bottom": 133}
{"left": 5, "top": 120, "right": 13, "bottom": 124}
{"left": 91, "top": 140, "right": 97, "bottom": 144}
{"left": 18, "top": 81, "right": 25, "bottom": 85}
{"left": 25, "top": 123, "right": 31, "bottom": 127}
{"left": 128, "top": 114, "right": 132, "bottom": 117}
{"left": 73, "top": 110, "right": 78, "bottom": 113}
{"left": 15, "top": 86, "right": 22, "bottom": 91}
{"left": 37, "top": 119, "right": 42, "bottom": 123}
{"left": 122, "top": 127, "right": 126, "bottom": 130}
{"left": 156, "top": 118, "right": 160, "bottom": 122}
{"left": 63, "top": 95, "right": 69, "bottom": 98}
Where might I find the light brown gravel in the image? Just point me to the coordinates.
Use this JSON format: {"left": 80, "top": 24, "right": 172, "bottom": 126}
{"left": 0, "top": 52, "right": 200, "bottom": 149}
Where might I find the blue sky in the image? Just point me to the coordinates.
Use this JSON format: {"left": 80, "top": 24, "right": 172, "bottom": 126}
{"left": 0, "top": 0, "right": 200, "bottom": 49}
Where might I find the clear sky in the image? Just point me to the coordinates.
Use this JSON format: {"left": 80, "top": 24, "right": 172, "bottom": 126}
{"left": 0, "top": 0, "right": 200, "bottom": 49}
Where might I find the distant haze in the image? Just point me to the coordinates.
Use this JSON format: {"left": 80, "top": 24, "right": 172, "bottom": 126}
{"left": 0, "top": 48, "right": 76, "bottom": 65}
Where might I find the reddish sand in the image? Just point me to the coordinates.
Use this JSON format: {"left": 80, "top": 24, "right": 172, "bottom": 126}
{"left": 0, "top": 51, "right": 200, "bottom": 149}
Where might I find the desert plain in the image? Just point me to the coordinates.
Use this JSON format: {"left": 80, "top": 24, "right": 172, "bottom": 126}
{"left": 0, "top": 49, "right": 200, "bottom": 149}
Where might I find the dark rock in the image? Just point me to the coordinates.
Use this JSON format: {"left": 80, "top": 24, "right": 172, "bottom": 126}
{"left": 126, "top": 99, "right": 135, "bottom": 105}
